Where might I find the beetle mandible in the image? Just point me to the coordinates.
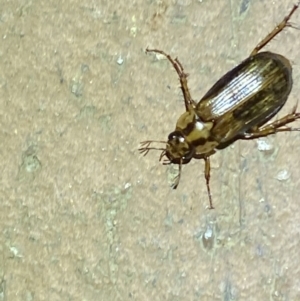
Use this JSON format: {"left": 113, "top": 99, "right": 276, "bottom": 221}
{"left": 140, "top": 3, "right": 300, "bottom": 209}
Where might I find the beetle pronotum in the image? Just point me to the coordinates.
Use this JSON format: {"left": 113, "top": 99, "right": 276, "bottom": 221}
{"left": 140, "top": 3, "right": 300, "bottom": 209}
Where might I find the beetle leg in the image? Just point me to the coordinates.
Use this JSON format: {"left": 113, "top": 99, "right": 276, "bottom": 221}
{"left": 250, "top": 2, "right": 299, "bottom": 56}
{"left": 241, "top": 108, "right": 300, "bottom": 139}
{"left": 204, "top": 157, "right": 214, "bottom": 209}
{"left": 172, "top": 158, "right": 182, "bottom": 189}
{"left": 146, "top": 48, "right": 197, "bottom": 111}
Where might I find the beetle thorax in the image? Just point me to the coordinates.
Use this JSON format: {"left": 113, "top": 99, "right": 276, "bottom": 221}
{"left": 166, "top": 110, "right": 218, "bottom": 162}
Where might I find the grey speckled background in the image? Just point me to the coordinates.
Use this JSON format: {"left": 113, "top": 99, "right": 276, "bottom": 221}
{"left": 1, "top": 0, "right": 300, "bottom": 300}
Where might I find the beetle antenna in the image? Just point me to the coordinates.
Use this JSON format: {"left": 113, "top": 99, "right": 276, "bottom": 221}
{"left": 139, "top": 140, "right": 167, "bottom": 156}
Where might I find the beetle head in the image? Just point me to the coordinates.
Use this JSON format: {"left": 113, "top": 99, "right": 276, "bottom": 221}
{"left": 166, "top": 130, "right": 194, "bottom": 164}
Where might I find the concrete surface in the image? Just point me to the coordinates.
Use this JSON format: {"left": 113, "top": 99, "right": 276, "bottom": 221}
{"left": 1, "top": 0, "right": 300, "bottom": 300}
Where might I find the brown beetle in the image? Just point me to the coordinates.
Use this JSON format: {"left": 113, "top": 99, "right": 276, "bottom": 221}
{"left": 140, "top": 3, "right": 300, "bottom": 209}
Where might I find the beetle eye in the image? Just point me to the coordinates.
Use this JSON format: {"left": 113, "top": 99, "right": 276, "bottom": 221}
{"left": 168, "top": 131, "right": 183, "bottom": 142}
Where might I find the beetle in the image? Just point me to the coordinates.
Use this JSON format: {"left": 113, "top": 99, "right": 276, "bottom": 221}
{"left": 139, "top": 3, "right": 300, "bottom": 209}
